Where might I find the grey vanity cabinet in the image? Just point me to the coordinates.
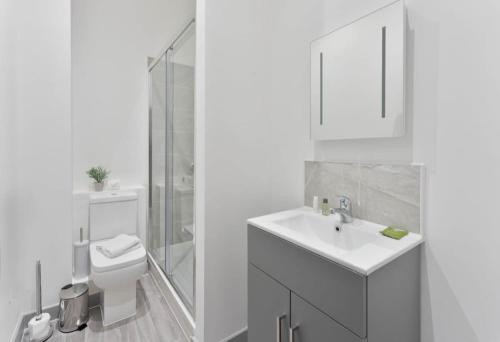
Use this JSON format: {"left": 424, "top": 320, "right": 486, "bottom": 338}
{"left": 248, "top": 224, "right": 420, "bottom": 342}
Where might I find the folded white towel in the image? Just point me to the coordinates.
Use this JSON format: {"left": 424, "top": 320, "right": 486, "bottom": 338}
{"left": 96, "top": 234, "right": 140, "bottom": 258}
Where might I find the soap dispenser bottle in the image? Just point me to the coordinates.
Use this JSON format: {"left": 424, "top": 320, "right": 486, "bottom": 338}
{"left": 321, "top": 198, "right": 330, "bottom": 216}
{"left": 312, "top": 196, "right": 319, "bottom": 212}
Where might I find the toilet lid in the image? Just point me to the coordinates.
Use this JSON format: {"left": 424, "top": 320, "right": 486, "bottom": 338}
{"left": 90, "top": 238, "right": 146, "bottom": 273}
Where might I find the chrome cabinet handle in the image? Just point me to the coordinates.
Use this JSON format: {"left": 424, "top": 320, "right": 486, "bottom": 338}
{"left": 276, "top": 315, "right": 286, "bottom": 342}
{"left": 320, "top": 52, "right": 324, "bottom": 125}
{"left": 289, "top": 325, "right": 299, "bottom": 342}
{"left": 381, "top": 26, "right": 386, "bottom": 118}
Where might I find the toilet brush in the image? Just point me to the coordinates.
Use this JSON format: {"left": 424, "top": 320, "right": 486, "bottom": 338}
{"left": 27, "top": 261, "right": 53, "bottom": 342}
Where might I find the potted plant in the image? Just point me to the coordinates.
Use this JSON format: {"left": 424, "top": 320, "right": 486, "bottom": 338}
{"left": 86, "top": 166, "right": 110, "bottom": 192}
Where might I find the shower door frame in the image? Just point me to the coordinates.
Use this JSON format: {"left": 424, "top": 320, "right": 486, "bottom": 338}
{"left": 148, "top": 18, "right": 196, "bottom": 318}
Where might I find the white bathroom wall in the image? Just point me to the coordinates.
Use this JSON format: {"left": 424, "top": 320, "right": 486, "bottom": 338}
{"left": 408, "top": 1, "right": 500, "bottom": 340}
{"left": 0, "top": 0, "right": 72, "bottom": 340}
{"left": 0, "top": 0, "right": 22, "bottom": 338}
{"left": 202, "top": 0, "right": 273, "bottom": 340}
{"left": 72, "top": 0, "right": 195, "bottom": 192}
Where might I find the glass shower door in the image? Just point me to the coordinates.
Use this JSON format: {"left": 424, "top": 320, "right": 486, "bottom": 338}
{"left": 168, "top": 24, "right": 195, "bottom": 312}
{"left": 149, "top": 54, "right": 168, "bottom": 274}
{"left": 149, "top": 21, "right": 195, "bottom": 315}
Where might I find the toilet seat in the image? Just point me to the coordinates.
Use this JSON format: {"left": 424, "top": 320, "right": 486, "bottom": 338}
{"left": 90, "top": 237, "right": 146, "bottom": 273}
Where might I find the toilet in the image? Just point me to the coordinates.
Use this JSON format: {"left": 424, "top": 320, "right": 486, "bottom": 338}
{"left": 88, "top": 191, "right": 147, "bottom": 327}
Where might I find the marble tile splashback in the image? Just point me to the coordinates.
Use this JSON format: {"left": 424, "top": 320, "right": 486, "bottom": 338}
{"left": 305, "top": 161, "right": 423, "bottom": 233}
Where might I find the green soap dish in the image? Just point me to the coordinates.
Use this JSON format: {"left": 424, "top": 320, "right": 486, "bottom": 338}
{"left": 380, "top": 226, "right": 409, "bottom": 240}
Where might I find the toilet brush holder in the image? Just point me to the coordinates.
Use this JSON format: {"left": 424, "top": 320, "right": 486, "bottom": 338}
{"left": 73, "top": 227, "right": 90, "bottom": 279}
{"left": 28, "top": 261, "right": 53, "bottom": 342}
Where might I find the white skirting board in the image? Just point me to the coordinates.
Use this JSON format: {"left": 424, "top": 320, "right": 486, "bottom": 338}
{"left": 190, "top": 328, "right": 248, "bottom": 342}
{"left": 221, "top": 328, "right": 248, "bottom": 342}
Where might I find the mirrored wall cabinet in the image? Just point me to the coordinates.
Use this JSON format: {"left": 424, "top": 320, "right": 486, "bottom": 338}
{"left": 311, "top": 1, "right": 405, "bottom": 140}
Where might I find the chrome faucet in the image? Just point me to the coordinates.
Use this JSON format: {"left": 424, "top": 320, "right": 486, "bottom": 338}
{"left": 331, "top": 196, "right": 353, "bottom": 223}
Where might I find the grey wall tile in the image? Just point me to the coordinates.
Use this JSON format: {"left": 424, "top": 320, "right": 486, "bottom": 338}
{"left": 305, "top": 161, "right": 422, "bottom": 233}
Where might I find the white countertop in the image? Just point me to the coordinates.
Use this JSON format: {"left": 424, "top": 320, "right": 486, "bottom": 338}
{"left": 247, "top": 207, "right": 423, "bottom": 275}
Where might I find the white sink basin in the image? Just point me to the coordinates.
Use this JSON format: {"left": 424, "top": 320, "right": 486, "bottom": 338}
{"left": 273, "top": 213, "right": 378, "bottom": 252}
{"left": 248, "top": 207, "right": 423, "bottom": 275}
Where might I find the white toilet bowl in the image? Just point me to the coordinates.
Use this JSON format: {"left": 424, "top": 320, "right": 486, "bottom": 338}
{"left": 90, "top": 237, "right": 147, "bottom": 326}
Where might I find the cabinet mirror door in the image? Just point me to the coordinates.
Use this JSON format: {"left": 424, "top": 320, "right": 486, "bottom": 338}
{"left": 311, "top": 0, "right": 405, "bottom": 140}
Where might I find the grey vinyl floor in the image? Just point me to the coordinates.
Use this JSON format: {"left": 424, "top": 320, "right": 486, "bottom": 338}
{"left": 22, "top": 274, "right": 188, "bottom": 342}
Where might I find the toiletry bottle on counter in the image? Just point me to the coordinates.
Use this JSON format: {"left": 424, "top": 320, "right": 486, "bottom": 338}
{"left": 321, "top": 198, "right": 330, "bottom": 216}
{"left": 313, "top": 196, "right": 319, "bottom": 212}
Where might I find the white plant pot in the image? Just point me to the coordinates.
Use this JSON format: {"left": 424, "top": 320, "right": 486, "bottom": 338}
{"left": 94, "top": 182, "right": 105, "bottom": 192}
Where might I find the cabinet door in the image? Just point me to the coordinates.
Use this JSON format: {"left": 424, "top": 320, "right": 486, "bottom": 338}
{"left": 290, "top": 293, "right": 362, "bottom": 342}
{"left": 311, "top": 0, "right": 405, "bottom": 140}
{"left": 248, "top": 265, "right": 290, "bottom": 342}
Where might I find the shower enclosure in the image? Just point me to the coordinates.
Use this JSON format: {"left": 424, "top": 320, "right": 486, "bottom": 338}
{"left": 148, "top": 20, "right": 195, "bottom": 315}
